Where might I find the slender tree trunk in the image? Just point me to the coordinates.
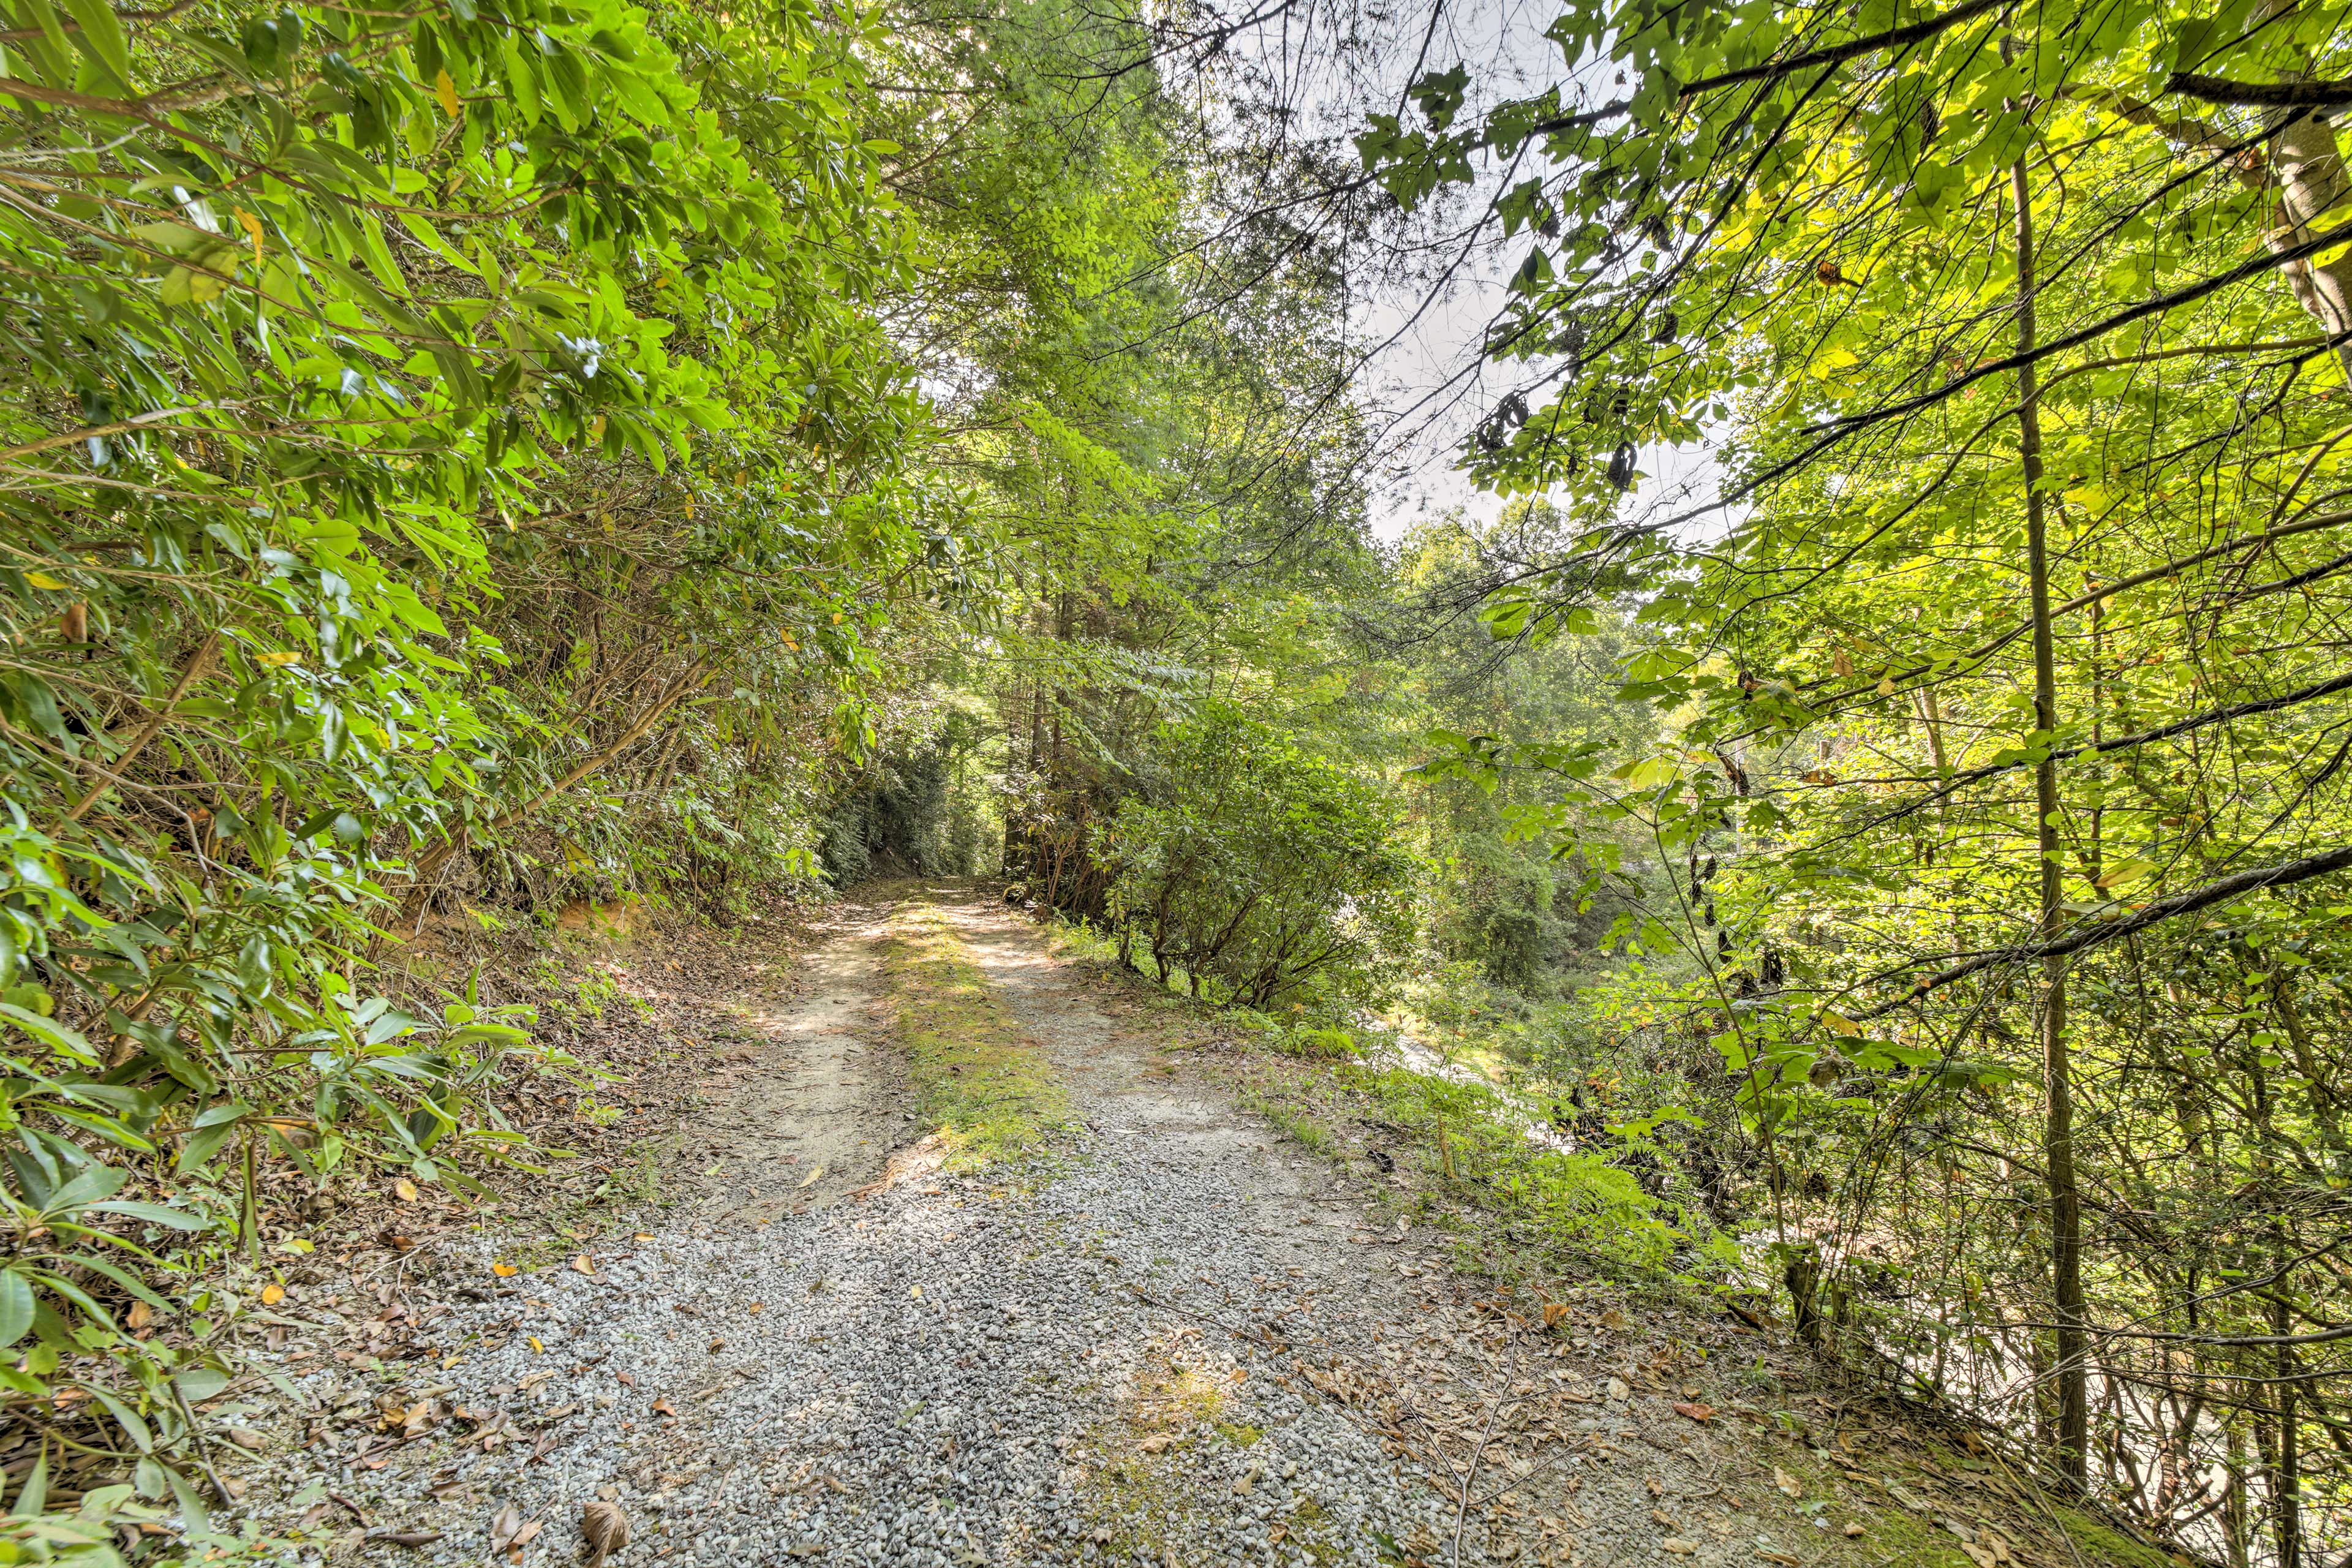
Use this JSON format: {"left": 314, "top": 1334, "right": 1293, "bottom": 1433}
{"left": 2015, "top": 154, "right": 2089, "bottom": 1491}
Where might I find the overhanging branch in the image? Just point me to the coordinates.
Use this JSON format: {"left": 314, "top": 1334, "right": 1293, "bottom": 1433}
{"left": 1855, "top": 845, "right": 2352, "bottom": 1017}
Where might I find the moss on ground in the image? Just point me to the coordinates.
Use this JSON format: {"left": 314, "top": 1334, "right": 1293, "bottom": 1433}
{"left": 881, "top": 897, "right": 1072, "bottom": 1168}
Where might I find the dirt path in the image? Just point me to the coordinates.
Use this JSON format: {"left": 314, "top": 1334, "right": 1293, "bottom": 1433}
{"left": 235, "top": 891, "right": 1833, "bottom": 1568}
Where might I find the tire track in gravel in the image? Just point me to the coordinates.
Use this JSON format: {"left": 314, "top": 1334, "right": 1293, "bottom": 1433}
{"left": 246, "top": 889, "right": 1801, "bottom": 1568}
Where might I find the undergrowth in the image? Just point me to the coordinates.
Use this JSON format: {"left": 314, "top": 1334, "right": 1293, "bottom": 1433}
{"left": 883, "top": 899, "right": 1072, "bottom": 1167}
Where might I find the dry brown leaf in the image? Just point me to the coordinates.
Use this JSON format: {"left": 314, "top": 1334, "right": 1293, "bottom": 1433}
{"left": 1759, "top": 1553, "right": 1802, "bottom": 1567}
{"left": 582, "top": 1499, "right": 630, "bottom": 1568}
{"left": 571, "top": 1254, "right": 596, "bottom": 1276}
{"left": 651, "top": 1397, "right": 676, "bottom": 1418}
{"left": 616, "top": 1371, "right": 636, "bottom": 1387}
{"left": 509, "top": 1520, "right": 543, "bottom": 1548}
{"left": 1842, "top": 1523, "right": 1865, "bottom": 1538}
{"left": 1139, "top": 1434, "right": 1172, "bottom": 1453}
{"left": 488, "top": 1504, "right": 524, "bottom": 1553}
{"left": 1673, "top": 1401, "right": 1716, "bottom": 1422}
{"left": 1652, "top": 1510, "right": 1678, "bottom": 1528}
{"left": 1662, "top": 1539, "right": 1698, "bottom": 1556}
{"left": 1598, "top": 1308, "right": 1629, "bottom": 1330}
{"left": 1774, "top": 1466, "right": 1803, "bottom": 1498}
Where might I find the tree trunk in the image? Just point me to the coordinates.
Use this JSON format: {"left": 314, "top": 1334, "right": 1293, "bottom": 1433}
{"left": 2015, "top": 154, "right": 2090, "bottom": 1492}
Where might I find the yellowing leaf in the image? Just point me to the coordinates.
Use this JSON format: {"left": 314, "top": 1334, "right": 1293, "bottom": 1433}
{"left": 1820, "top": 1011, "right": 1862, "bottom": 1037}
{"left": 234, "top": 208, "right": 265, "bottom": 269}
{"left": 528, "top": 1335, "right": 545, "bottom": 1353}
{"left": 2093, "top": 858, "right": 2159, "bottom": 890}
{"left": 394, "top": 1178, "right": 419, "bottom": 1201}
{"left": 797, "top": 1165, "right": 824, "bottom": 1188}
{"left": 908, "top": 1283, "right": 922, "bottom": 1299}
{"left": 435, "top": 69, "right": 461, "bottom": 119}
{"left": 24, "top": 572, "right": 67, "bottom": 590}
{"left": 259, "top": 1284, "right": 284, "bottom": 1306}
{"left": 255, "top": 651, "right": 302, "bottom": 668}
{"left": 492, "top": 1262, "right": 519, "bottom": 1277}
{"left": 1875, "top": 676, "right": 1898, "bottom": 696}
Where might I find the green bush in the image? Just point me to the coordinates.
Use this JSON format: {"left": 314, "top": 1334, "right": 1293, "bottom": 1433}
{"left": 1103, "top": 705, "right": 1417, "bottom": 1008}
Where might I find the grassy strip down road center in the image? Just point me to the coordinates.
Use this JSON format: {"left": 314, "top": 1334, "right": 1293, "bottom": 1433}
{"left": 884, "top": 899, "right": 1072, "bottom": 1167}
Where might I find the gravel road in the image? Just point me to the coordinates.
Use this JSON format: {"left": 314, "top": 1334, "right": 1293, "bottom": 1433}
{"left": 238, "top": 891, "right": 1800, "bottom": 1568}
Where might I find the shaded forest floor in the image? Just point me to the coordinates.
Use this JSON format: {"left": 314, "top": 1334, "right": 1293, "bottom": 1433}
{"left": 203, "top": 886, "right": 2176, "bottom": 1568}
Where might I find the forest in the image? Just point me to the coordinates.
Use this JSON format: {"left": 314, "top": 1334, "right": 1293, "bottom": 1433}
{"left": 4, "top": 0, "right": 2352, "bottom": 1559}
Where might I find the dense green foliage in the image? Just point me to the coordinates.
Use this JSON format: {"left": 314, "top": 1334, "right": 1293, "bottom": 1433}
{"left": 0, "top": 0, "right": 1379, "bottom": 1536}
{"left": 0, "top": 0, "right": 922, "bottom": 1522}
{"left": 1101, "top": 703, "right": 1418, "bottom": 1006}
{"left": 1356, "top": 0, "right": 2352, "bottom": 1555}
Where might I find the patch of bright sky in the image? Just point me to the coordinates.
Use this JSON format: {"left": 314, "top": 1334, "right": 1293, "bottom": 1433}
{"left": 1220, "top": 0, "right": 1724, "bottom": 543}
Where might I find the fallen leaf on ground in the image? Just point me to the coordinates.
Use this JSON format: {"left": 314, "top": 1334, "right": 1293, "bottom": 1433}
{"left": 1673, "top": 1401, "right": 1715, "bottom": 1422}
{"left": 1139, "top": 1434, "right": 1172, "bottom": 1453}
{"left": 910, "top": 1284, "right": 923, "bottom": 1299}
{"left": 492, "top": 1263, "right": 519, "bottom": 1277}
{"left": 1759, "top": 1553, "right": 1801, "bottom": 1567}
{"left": 616, "top": 1371, "right": 636, "bottom": 1387}
{"left": 572, "top": 1255, "right": 596, "bottom": 1276}
{"left": 651, "top": 1397, "right": 676, "bottom": 1417}
{"left": 395, "top": 1178, "right": 419, "bottom": 1202}
{"left": 1842, "top": 1523, "right": 1865, "bottom": 1537}
{"left": 369, "top": 1530, "right": 444, "bottom": 1548}
{"left": 527, "top": 1336, "right": 545, "bottom": 1354}
{"left": 488, "top": 1505, "right": 524, "bottom": 1553}
{"left": 582, "top": 1500, "right": 630, "bottom": 1568}
{"left": 797, "top": 1166, "right": 825, "bottom": 1188}
{"left": 1774, "top": 1466, "right": 1803, "bottom": 1498}
{"left": 1599, "top": 1308, "right": 1629, "bottom": 1330}
{"left": 260, "top": 1284, "right": 285, "bottom": 1306}
{"left": 1651, "top": 1510, "right": 1678, "bottom": 1528}
{"left": 1605, "top": 1378, "right": 1630, "bottom": 1401}
{"left": 1662, "top": 1539, "right": 1698, "bottom": 1556}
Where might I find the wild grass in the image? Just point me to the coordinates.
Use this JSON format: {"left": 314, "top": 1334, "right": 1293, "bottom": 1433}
{"left": 883, "top": 899, "right": 1073, "bottom": 1167}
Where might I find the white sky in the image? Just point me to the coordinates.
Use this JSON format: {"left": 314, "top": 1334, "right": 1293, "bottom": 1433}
{"left": 1227, "top": 0, "right": 1724, "bottom": 543}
